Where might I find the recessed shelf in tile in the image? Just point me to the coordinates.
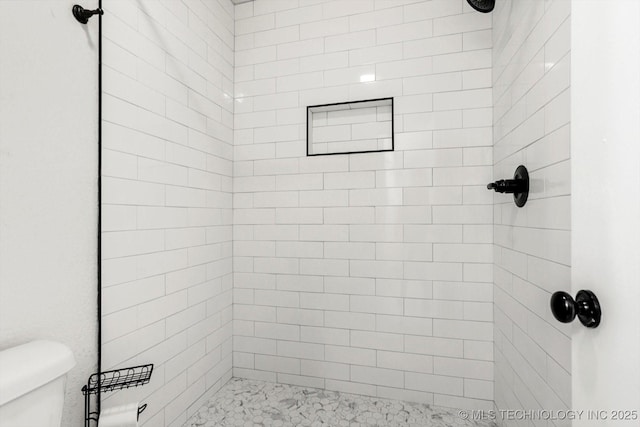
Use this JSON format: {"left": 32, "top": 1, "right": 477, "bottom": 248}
{"left": 307, "top": 98, "right": 394, "bottom": 156}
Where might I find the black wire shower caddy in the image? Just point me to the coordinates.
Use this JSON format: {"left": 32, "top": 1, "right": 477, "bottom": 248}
{"left": 82, "top": 364, "right": 153, "bottom": 427}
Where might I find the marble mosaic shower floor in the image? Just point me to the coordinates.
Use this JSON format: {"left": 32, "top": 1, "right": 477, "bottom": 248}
{"left": 184, "top": 378, "right": 496, "bottom": 427}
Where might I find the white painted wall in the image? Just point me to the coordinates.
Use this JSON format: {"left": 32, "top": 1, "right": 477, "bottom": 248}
{"left": 492, "top": 0, "right": 572, "bottom": 426}
{"left": 0, "top": 1, "right": 99, "bottom": 425}
{"left": 571, "top": 0, "right": 640, "bottom": 425}
{"left": 232, "top": 0, "right": 494, "bottom": 410}
{"left": 99, "top": 1, "right": 235, "bottom": 425}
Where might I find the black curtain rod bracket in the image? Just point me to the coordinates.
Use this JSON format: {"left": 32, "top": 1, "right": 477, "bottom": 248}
{"left": 73, "top": 4, "right": 103, "bottom": 24}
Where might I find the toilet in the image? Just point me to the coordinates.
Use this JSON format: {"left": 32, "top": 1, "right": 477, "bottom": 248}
{"left": 0, "top": 340, "right": 76, "bottom": 427}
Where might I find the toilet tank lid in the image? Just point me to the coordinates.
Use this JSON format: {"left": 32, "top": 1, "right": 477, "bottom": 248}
{"left": 0, "top": 340, "right": 76, "bottom": 405}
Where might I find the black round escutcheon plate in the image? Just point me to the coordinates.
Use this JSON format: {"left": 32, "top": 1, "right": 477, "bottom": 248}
{"left": 513, "top": 165, "right": 529, "bottom": 208}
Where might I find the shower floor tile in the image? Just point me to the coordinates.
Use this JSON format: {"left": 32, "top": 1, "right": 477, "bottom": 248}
{"left": 184, "top": 378, "right": 496, "bottom": 427}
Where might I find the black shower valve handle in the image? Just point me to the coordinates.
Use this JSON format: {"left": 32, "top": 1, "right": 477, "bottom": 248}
{"left": 487, "top": 165, "right": 530, "bottom": 207}
{"left": 486, "top": 179, "right": 525, "bottom": 194}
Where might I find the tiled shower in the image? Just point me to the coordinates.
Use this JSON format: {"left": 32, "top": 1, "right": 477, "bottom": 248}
{"left": 232, "top": 0, "right": 495, "bottom": 410}
{"left": 101, "top": 1, "right": 234, "bottom": 424}
{"left": 0, "top": 0, "right": 574, "bottom": 426}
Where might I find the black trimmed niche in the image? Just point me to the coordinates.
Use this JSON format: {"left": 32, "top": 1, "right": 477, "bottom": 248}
{"left": 306, "top": 97, "right": 394, "bottom": 156}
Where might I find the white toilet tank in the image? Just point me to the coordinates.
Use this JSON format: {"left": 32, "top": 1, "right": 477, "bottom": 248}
{"left": 0, "top": 340, "right": 76, "bottom": 427}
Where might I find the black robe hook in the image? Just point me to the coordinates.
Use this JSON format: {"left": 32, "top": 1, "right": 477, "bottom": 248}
{"left": 73, "top": 4, "right": 103, "bottom": 24}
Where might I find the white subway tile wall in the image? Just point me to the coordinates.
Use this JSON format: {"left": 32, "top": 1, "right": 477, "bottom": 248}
{"left": 101, "top": 1, "right": 234, "bottom": 425}
{"left": 492, "top": 0, "right": 571, "bottom": 425}
{"left": 233, "top": 0, "right": 493, "bottom": 410}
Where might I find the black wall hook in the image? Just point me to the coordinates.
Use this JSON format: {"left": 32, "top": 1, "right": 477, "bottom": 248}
{"left": 487, "top": 165, "right": 529, "bottom": 207}
{"left": 73, "top": 4, "right": 103, "bottom": 24}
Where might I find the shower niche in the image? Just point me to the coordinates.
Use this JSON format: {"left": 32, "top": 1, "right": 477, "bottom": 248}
{"left": 306, "top": 97, "right": 394, "bottom": 156}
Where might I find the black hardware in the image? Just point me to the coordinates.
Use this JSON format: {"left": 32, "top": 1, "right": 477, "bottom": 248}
{"left": 487, "top": 164, "right": 529, "bottom": 207}
{"left": 82, "top": 364, "right": 153, "bottom": 427}
{"left": 138, "top": 404, "right": 148, "bottom": 419}
{"left": 72, "top": 4, "right": 103, "bottom": 24}
{"left": 75, "top": 0, "right": 105, "bottom": 420}
{"left": 467, "top": 0, "right": 495, "bottom": 13}
{"left": 466, "top": 0, "right": 495, "bottom": 13}
{"left": 550, "top": 290, "right": 601, "bottom": 328}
